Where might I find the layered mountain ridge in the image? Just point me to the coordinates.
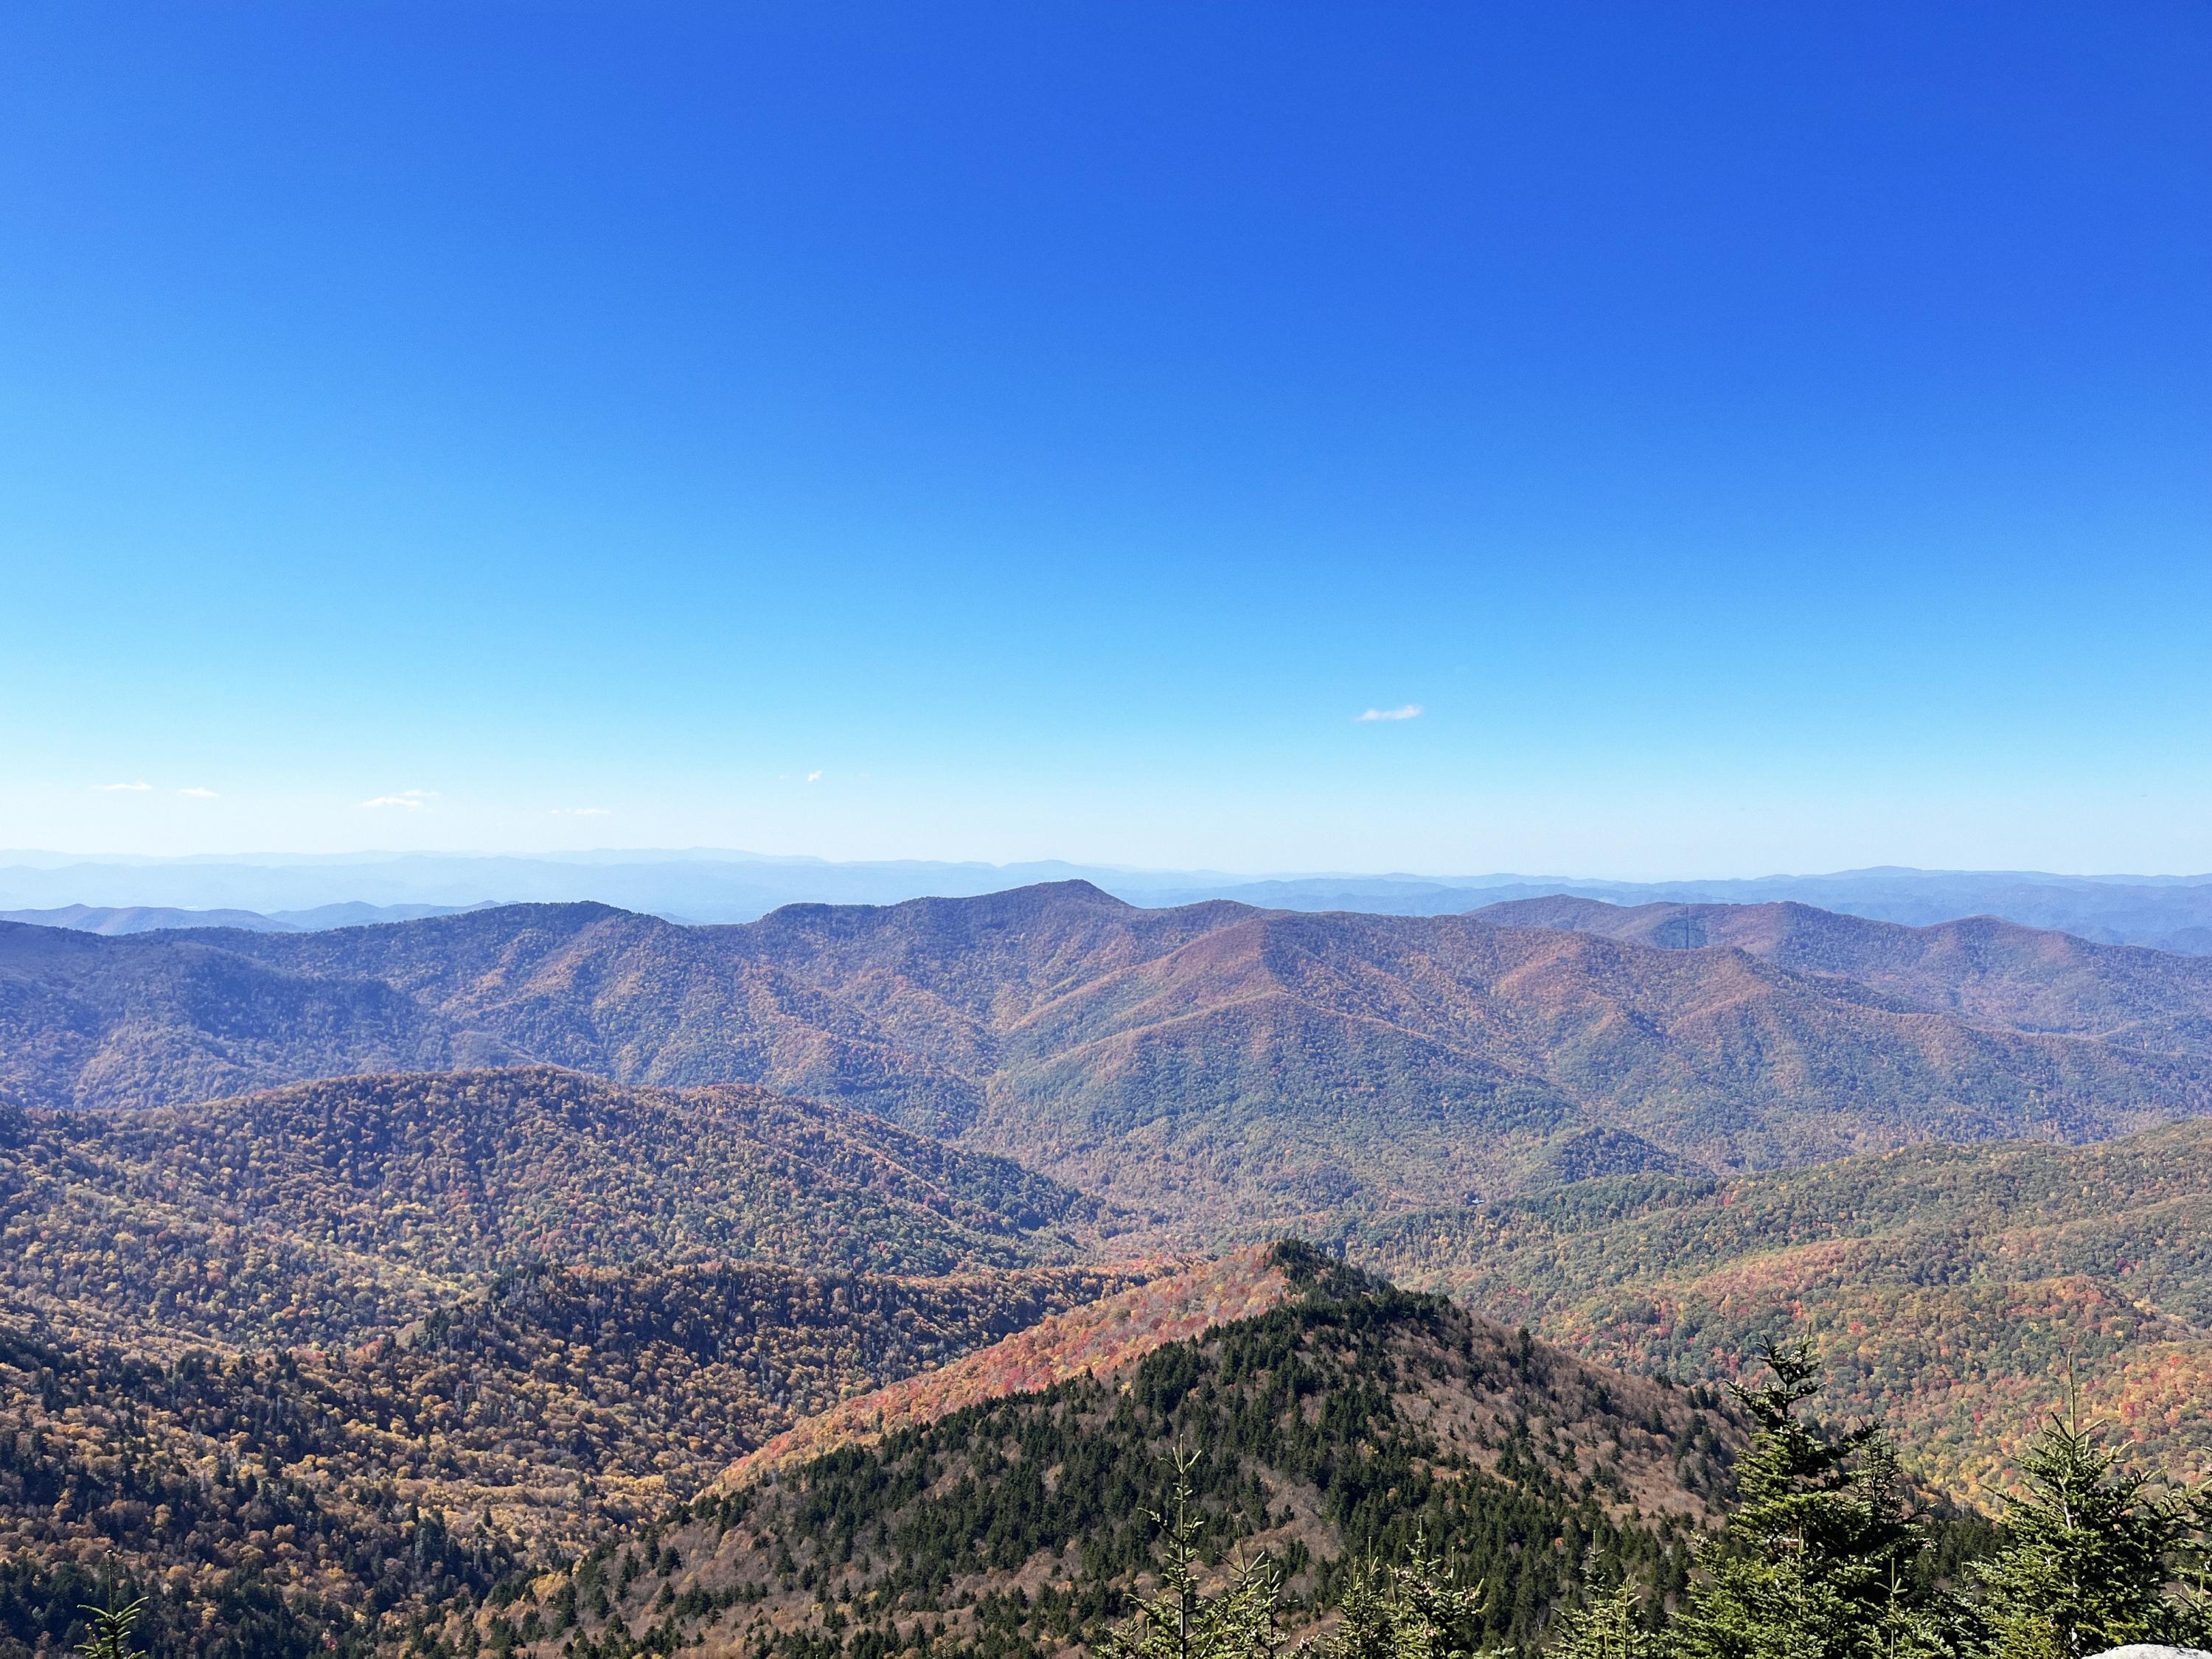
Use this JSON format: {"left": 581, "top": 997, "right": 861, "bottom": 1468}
{"left": 7, "top": 883, "right": 2212, "bottom": 1659}
{"left": 8, "top": 885, "right": 2212, "bottom": 1241}
{"left": 1473, "top": 894, "right": 2212, "bottom": 1054}
{"left": 0, "top": 1066, "right": 1139, "bottom": 1652}
{"left": 1352, "top": 1112, "right": 2212, "bottom": 1495}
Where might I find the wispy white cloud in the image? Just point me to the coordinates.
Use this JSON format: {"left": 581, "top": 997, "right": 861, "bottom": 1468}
{"left": 178, "top": 786, "right": 219, "bottom": 799}
{"left": 806, "top": 770, "right": 824, "bottom": 783}
{"left": 359, "top": 788, "right": 439, "bottom": 810}
{"left": 95, "top": 780, "right": 154, "bottom": 792}
{"left": 1354, "top": 703, "right": 1424, "bottom": 723}
{"left": 550, "top": 807, "right": 611, "bottom": 816}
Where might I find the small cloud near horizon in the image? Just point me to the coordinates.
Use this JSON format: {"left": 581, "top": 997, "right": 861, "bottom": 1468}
{"left": 1354, "top": 703, "right": 1424, "bottom": 723}
{"left": 550, "top": 807, "right": 611, "bottom": 816}
{"left": 95, "top": 781, "right": 154, "bottom": 792}
{"left": 807, "top": 770, "right": 824, "bottom": 783}
{"left": 359, "top": 788, "right": 439, "bottom": 810}
{"left": 178, "top": 786, "right": 219, "bottom": 799}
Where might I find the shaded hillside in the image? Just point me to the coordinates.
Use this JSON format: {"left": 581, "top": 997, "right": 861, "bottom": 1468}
{"left": 0, "top": 1260, "right": 1140, "bottom": 1659}
{"left": 1475, "top": 895, "right": 2212, "bottom": 1054}
{"left": 0, "top": 1068, "right": 1090, "bottom": 1349}
{"left": 1350, "top": 1116, "right": 2212, "bottom": 1496}
{"left": 10, "top": 888, "right": 2212, "bottom": 1239}
{"left": 1, "top": 904, "right": 987, "bottom": 1127}
{"left": 483, "top": 1245, "right": 1737, "bottom": 1659}
{"left": 209, "top": 902, "right": 998, "bottom": 1133}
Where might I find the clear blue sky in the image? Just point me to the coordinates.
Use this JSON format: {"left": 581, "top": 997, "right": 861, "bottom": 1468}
{"left": 4, "top": 2, "right": 2207, "bottom": 875}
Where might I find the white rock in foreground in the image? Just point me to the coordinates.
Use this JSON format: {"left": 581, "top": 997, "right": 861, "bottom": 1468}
{"left": 2089, "top": 1646, "right": 2212, "bottom": 1659}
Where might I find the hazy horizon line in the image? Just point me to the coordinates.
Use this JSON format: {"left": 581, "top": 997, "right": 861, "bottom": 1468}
{"left": 6, "top": 847, "right": 2212, "bottom": 886}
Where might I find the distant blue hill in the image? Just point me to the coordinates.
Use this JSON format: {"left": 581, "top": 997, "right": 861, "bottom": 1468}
{"left": 0, "top": 900, "right": 490, "bottom": 935}
{"left": 0, "top": 852, "right": 2208, "bottom": 949}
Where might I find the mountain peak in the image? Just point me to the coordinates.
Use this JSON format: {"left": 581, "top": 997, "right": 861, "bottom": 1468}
{"left": 721, "top": 1244, "right": 1298, "bottom": 1486}
{"left": 495, "top": 1243, "right": 1739, "bottom": 1659}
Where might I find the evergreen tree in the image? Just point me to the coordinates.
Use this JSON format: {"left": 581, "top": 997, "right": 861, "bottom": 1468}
{"left": 1318, "top": 1563, "right": 1398, "bottom": 1659}
{"left": 2177, "top": 1485, "right": 2212, "bottom": 1641}
{"left": 1313, "top": 1536, "right": 1492, "bottom": 1659}
{"left": 1545, "top": 1576, "right": 1656, "bottom": 1659}
{"left": 1971, "top": 1396, "right": 2212, "bottom": 1658}
{"left": 1670, "top": 1341, "right": 1940, "bottom": 1659}
{"left": 1102, "top": 1450, "right": 1286, "bottom": 1659}
{"left": 76, "top": 1597, "right": 145, "bottom": 1659}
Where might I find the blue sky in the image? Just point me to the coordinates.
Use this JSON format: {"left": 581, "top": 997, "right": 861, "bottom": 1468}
{"left": 3, "top": 2, "right": 2207, "bottom": 875}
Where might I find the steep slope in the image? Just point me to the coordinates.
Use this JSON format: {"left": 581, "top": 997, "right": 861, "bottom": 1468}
{"left": 725, "top": 1248, "right": 1301, "bottom": 1483}
{"left": 0, "top": 1065, "right": 1130, "bottom": 1659}
{"left": 0, "top": 1259, "right": 1144, "bottom": 1659}
{"left": 10, "top": 888, "right": 2212, "bottom": 1240}
{"left": 486, "top": 1246, "right": 1737, "bottom": 1659}
{"left": 0, "top": 1068, "right": 1091, "bottom": 1349}
{"left": 1350, "top": 1116, "right": 2212, "bottom": 1497}
{"left": 1475, "top": 896, "right": 2212, "bottom": 1054}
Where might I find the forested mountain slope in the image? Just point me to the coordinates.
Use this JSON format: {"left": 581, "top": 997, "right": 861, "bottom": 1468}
{"left": 0, "top": 1068, "right": 1091, "bottom": 1349}
{"left": 723, "top": 1248, "right": 1302, "bottom": 1484}
{"left": 481, "top": 1246, "right": 1739, "bottom": 1659}
{"left": 1351, "top": 1115, "right": 2212, "bottom": 1497}
{"left": 0, "top": 1067, "right": 1141, "bottom": 1659}
{"left": 0, "top": 918, "right": 507, "bottom": 1112}
{"left": 10, "top": 888, "right": 2212, "bottom": 1239}
{"left": 0, "top": 1258, "right": 1142, "bottom": 1659}
{"left": 1473, "top": 895, "right": 2212, "bottom": 1054}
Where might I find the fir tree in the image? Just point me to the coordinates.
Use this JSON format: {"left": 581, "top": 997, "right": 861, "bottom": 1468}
{"left": 1314, "top": 1536, "right": 1492, "bottom": 1659}
{"left": 76, "top": 1598, "right": 145, "bottom": 1659}
{"left": 1102, "top": 1450, "right": 1286, "bottom": 1659}
{"left": 1971, "top": 1391, "right": 2212, "bottom": 1658}
{"left": 1670, "top": 1341, "right": 1939, "bottom": 1659}
{"left": 1545, "top": 1576, "right": 1655, "bottom": 1659}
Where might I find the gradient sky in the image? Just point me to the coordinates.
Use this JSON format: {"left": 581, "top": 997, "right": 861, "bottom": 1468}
{"left": 3, "top": 3, "right": 2208, "bottom": 876}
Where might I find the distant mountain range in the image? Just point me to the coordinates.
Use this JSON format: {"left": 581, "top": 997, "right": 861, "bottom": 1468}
{"left": 1471, "top": 894, "right": 2212, "bottom": 1054}
{"left": 4, "top": 849, "right": 2211, "bottom": 946}
{"left": 13, "top": 879, "right": 2212, "bottom": 1658}
{"left": 0, "top": 899, "right": 491, "bottom": 933}
{"left": 9, "top": 883, "right": 2212, "bottom": 1242}
{"left": 1179, "top": 868, "right": 2212, "bottom": 950}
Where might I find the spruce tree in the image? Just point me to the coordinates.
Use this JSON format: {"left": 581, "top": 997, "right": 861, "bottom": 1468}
{"left": 1972, "top": 1397, "right": 2212, "bottom": 1658}
{"left": 1315, "top": 1536, "right": 1492, "bottom": 1659}
{"left": 1545, "top": 1577, "right": 1656, "bottom": 1659}
{"left": 1102, "top": 1450, "right": 1285, "bottom": 1659}
{"left": 1669, "top": 1340, "right": 1940, "bottom": 1659}
{"left": 77, "top": 1598, "right": 145, "bottom": 1659}
{"left": 1319, "top": 1563, "right": 1399, "bottom": 1659}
